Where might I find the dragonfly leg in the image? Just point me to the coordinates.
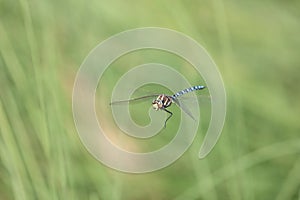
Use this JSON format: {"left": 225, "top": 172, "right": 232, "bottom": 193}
{"left": 162, "top": 108, "right": 173, "bottom": 128}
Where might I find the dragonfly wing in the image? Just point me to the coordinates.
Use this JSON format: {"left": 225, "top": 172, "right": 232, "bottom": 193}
{"left": 178, "top": 94, "right": 211, "bottom": 101}
{"left": 172, "top": 98, "right": 195, "bottom": 121}
{"left": 110, "top": 94, "right": 159, "bottom": 105}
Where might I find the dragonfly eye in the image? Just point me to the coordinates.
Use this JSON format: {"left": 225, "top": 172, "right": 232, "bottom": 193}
{"left": 152, "top": 103, "right": 159, "bottom": 110}
{"left": 152, "top": 100, "right": 160, "bottom": 110}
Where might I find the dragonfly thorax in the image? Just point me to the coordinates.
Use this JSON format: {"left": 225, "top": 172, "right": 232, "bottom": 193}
{"left": 152, "top": 94, "right": 173, "bottom": 111}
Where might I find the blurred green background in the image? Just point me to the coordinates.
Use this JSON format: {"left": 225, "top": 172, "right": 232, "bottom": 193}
{"left": 1, "top": 0, "right": 300, "bottom": 199}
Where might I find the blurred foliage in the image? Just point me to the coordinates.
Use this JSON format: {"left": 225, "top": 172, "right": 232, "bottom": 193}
{"left": 1, "top": 0, "right": 300, "bottom": 199}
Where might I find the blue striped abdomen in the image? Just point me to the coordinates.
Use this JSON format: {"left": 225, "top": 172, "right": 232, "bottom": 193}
{"left": 171, "top": 85, "right": 205, "bottom": 99}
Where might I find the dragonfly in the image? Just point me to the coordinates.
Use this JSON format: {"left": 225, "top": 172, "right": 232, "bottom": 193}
{"left": 110, "top": 85, "right": 206, "bottom": 128}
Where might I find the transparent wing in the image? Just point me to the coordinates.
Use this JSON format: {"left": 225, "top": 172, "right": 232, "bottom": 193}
{"left": 172, "top": 97, "right": 196, "bottom": 121}
{"left": 177, "top": 94, "right": 211, "bottom": 101}
{"left": 110, "top": 94, "right": 159, "bottom": 105}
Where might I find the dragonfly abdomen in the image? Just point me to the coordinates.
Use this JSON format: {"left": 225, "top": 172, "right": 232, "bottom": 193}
{"left": 172, "top": 85, "right": 205, "bottom": 99}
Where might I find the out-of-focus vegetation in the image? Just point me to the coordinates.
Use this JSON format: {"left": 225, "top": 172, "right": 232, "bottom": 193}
{"left": 1, "top": 0, "right": 300, "bottom": 199}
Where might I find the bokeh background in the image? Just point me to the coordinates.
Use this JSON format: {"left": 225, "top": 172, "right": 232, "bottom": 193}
{"left": 1, "top": 0, "right": 300, "bottom": 199}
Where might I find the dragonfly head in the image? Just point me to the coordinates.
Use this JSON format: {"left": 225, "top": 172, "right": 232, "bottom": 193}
{"left": 152, "top": 99, "right": 162, "bottom": 110}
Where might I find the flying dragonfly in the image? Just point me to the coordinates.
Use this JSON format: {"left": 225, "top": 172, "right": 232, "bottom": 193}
{"left": 110, "top": 85, "right": 206, "bottom": 128}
